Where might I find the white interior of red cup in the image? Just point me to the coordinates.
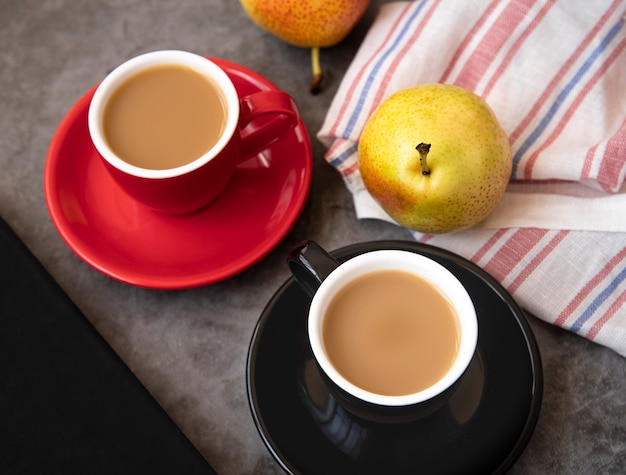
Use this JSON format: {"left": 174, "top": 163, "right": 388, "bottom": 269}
{"left": 308, "top": 250, "right": 478, "bottom": 407}
{"left": 87, "top": 50, "right": 239, "bottom": 179}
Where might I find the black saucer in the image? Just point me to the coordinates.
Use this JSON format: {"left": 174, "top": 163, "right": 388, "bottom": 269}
{"left": 247, "top": 241, "right": 542, "bottom": 474}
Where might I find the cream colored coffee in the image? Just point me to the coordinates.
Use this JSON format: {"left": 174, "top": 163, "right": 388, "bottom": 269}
{"left": 323, "top": 270, "right": 460, "bottom": 396}
{"left": 103, "top": 64, "right": 227, "bottom": 170}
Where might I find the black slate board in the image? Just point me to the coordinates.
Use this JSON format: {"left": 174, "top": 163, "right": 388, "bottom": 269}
{"left": 0, "top": 217, "right": 215, "bottom": 474}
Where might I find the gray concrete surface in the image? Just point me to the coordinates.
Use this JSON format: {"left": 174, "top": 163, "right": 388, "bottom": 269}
{"left": 1, "top": 0, "right": 624, "bottom": 473}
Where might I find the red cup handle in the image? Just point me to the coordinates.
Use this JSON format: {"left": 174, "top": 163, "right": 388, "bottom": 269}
{"left": 237, "top": 90, "right": 299, "bottom": 160}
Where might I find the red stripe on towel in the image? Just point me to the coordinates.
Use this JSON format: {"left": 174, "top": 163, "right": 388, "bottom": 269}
{"left": 482, "top": 228, "right": 550, "bottom": 282}
{"left": 370, "top": 0, "right": 443, "bottom": 116}
{"left": 471, "top": 228, "right": 511, "bottom": 262}
{"left": 327, "top": 2, "right": 415, "bottom": 137}
{"left": 482, "top": 0, "right": 557, "bottom": 98}
{"left": 555, "top": 246, "right": 626, "bottom": 327}
{"left": 439, "top": 0, "right": 504, "bottom": 84}
{"left": 507, "top": 230, "right": 569, "bottom": 294}
{"left": 508, "top": 0, "right": 621, "bottom": 146}
{"left": 453, "top": 0, "right": 536, "bottom": 91}
{"left": 587, "top": 288, "right": 626, "bottom": 340}
{"left": 592, "top": 117, "right": 626, "bottom": 192}
{"left": 523, "top": 34, "right": 626, "bottom": 178}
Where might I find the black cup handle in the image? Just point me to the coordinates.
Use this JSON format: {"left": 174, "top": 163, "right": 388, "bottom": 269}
{"left": 287, "top": 240, "right": 340, "bottom": 298}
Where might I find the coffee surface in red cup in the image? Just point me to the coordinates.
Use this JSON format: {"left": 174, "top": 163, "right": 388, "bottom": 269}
{"left": 103, "top": 64, "right": 227, "bottom": 170}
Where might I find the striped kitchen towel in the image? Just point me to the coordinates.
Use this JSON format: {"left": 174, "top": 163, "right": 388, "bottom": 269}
{"left": 318, "top": 0, "right": 626, "bottom": 356}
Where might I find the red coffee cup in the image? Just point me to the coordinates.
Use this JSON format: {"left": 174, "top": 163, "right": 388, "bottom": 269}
{"left": 88, "top": 50, "right": 298, "bottom": 215}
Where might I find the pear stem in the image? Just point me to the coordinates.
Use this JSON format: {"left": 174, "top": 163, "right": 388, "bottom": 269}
{"left": 310, "top": 46, "right": 323, "bottom": 94}
{"left": 416, "top": 143, "right": 431, "bottom": 175}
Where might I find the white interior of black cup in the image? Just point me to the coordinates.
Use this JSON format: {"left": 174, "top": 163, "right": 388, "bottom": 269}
{"left": 87, "top": 50, "right": 239, "bottom": 179}
{"left": 308, "top": 250, "right": 478, "bottom": 407}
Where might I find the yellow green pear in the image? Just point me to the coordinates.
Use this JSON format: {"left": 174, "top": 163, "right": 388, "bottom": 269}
{"left": 358, "top": 84, "right": 512, "bottom": 234}
{"left": 239, "top": 0, "right": 369, "bottom": 93}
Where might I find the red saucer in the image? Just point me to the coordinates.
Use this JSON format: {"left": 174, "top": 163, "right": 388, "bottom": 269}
{"left": 44, "top": 58, "right": 312, "bottom": 289}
